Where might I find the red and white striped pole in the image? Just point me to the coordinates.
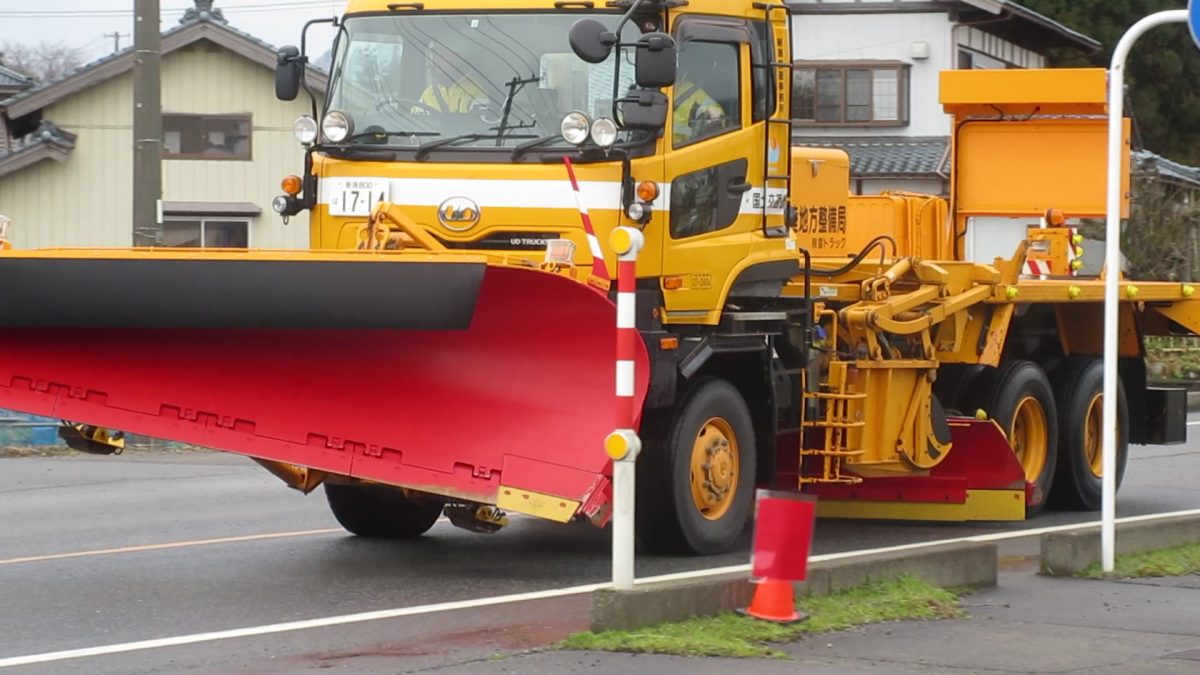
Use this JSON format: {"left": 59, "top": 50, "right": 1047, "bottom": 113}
{"left": 604, "top": 226, "right": 644, "bottom": 591}
{"left": 563, "top": 157, "right": 611, "bottom": 287}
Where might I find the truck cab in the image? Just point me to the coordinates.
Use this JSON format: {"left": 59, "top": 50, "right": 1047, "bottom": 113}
{"left": 273, "top": 0, "right": 797, "bottom": 324}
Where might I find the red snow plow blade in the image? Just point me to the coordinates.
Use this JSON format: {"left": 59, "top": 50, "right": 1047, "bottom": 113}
{"left": 0, "top": 251, "right": 649, "bottom": 519}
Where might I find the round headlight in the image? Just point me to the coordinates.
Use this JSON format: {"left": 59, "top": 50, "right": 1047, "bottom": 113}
{"left": 272, "top": 195, "right": 291, "bottom": 214}
{"left": 561, "top": 111, "right": 591, "bottom": 146}
{"left": 293, "top": 115, "right": 318, "bottom": 145}
{"left": 591, "top": 117, "right": 618, "bottom": 148}
{"left": 321, "top": 110, "right": 353, "bottom": 143}
{"left": 625, "top": 202, "right": 647, "bottom": 222}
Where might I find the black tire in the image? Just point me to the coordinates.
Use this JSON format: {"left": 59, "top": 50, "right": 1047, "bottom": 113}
{"left": 324, "top": 482, "right": 444, "bottom": 538}
{"left": 933, "top": 364, "right": 986, "bottom": 415}
{"left": 636, "top": 378, "right": 757, "bottom": 555}
{"left": 1048, "top": 358, "right": 1129, "bottom": 510}
{"left": 964, "top": 360, "right": 1059, "bottom": 515}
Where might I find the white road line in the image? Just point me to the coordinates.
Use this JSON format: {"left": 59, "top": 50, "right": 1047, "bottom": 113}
{"left": 5, "top": 507, "right": 1200, "bottom": 669}
{"left": 1187, "top": 420, "right": 1200, "bottom": 426}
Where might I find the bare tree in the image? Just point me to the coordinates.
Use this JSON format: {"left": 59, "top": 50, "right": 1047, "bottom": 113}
{"left": 0, "top": 41, "right": 85, "bottom": 83}
{"left": 1080, "top": 155, "right": 1200, "bottom": 282}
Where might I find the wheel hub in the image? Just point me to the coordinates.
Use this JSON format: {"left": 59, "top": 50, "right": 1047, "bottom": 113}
{"left": 1011, "top": 396, "right": 1048, "bottom": 483}
{"left": 1083, "top": 393, "right": 1108, "bottom": 479}
{"left": 690, "top": 418, "right": 740, "bottom": 521}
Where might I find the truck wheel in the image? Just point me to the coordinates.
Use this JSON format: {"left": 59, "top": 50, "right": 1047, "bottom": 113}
{"left": 637, "top": 378, "right": 756, "bottom": 555}
{"left": 324, "top": 482, "right": 444, "bottom": 538}
{"left": 966, "top": 360, "right": 1059, "bottom": 515}
{"left": 1048, "top": 358, "right": 1129, "bottom": 510}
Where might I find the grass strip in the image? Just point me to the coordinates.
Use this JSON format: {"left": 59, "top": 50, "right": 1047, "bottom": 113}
{"left": 1078, "top": 542, "right": 1200, "bottom": 579}
{"left": 562, "top": 575, "right": 963, "bottom": 659}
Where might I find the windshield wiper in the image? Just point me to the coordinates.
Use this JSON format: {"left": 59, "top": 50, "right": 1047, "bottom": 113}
{"left": 511, "top": 134, "right": 565, "bottom": 160}
{"left": 415, "top": 132, "right": 537, "bottom": 160}
{"left": 415, "top": 133, "right": 486, "bottom": 160}
{"left": 341, "top": 129, "right": 439, "bottom": 145}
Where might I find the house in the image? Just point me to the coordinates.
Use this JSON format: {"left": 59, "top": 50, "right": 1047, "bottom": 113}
{"left": 0, "top": 1, "right": 325, "bottom": 250}
{"left": 787, "top": 0, "right": 1100, "bottom": 196}
{"left": 0, "top": 65, "right": 33, "bottom": 155}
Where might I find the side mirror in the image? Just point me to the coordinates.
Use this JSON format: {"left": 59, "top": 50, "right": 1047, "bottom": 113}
{"left": 635, "top": 33, "right": 677, "bottom": 88}
{"left": 275, "top": 46, "right": 303, "bottom": 101}
{"left": 619, "top": 89, "right": 669, "bottom": 131}
{"left": 569, "top": 18, "right": 617, "bottom": 64}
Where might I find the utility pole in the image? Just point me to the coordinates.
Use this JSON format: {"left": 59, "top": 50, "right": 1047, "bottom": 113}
{"left": 104, "top": 32, "right": 130, "bottom": 53}
{"left": 132, "top": 0, "right": 162, "bottom": 246}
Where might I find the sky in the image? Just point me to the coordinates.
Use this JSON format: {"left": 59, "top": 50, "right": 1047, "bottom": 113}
{"left": 0, "top": 1, "right": 347, "bottom": 66}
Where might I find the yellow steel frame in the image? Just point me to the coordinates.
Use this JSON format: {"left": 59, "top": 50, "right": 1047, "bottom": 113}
{"left": 817, "top": 489, "right": 1026, "bottom": 521}
{"left": 788, "top": 237, "right": 1200, "bottom": 488}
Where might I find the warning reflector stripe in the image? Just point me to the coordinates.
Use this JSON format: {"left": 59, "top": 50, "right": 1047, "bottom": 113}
{"left": 586, "top": 233, "right": 604, "bottom": 260}
{"left": 619, "top": 360, "right": 638, "bottom": 396}
{"left": 616, "top": 292, "right": 636, "bottom": 329}
{"left": 563, "top": 157, "right": 609, "bottom": 282}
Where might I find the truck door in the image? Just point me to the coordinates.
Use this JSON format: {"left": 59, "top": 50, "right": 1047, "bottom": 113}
{"left": 660, "top": 19, "right": 761, "bottom": 317}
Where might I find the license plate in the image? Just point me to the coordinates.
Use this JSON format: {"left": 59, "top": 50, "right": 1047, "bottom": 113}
{"left": 327, "top": 178, "right": 389, "bottom": 216}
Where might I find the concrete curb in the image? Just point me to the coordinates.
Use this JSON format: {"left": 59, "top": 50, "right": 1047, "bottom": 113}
{"left": 590, "top": 541, "right": 996, "bottom": 632}
{"left": 1040, "top": 513, "right": 1200, "bottom": 576}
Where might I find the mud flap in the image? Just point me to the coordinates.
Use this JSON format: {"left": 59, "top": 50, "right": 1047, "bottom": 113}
{"left": 0, "top": 256, "right": 650, "bottom": 509}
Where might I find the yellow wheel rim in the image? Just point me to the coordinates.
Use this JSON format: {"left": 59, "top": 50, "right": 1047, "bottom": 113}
{"left": 1010, "top": 396, "right": 1048, "bottom": 483}
{"left": 689, "top": 417, "right": 739, "bottom": 521}
{"left": 1083, "top": 393, "right": 1109, "bottom": 478}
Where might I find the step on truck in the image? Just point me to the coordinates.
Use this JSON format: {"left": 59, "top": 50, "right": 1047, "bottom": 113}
{"left": 0, "top": 0, "right": 1196, "bottom": 555}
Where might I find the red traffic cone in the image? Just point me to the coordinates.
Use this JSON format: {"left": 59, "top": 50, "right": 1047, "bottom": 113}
{"left": 741, "top": 578, "right": 807, "bottom": 624}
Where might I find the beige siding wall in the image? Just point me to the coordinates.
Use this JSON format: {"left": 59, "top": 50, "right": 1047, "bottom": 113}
{"left": 0, "top": 37, "right": 319, "bottom": 250}
{"left": 161, "top": 42, "right": 314, "bottom": 249}
{"left": 0, "top": 70, "right": 134, "bottom": 247}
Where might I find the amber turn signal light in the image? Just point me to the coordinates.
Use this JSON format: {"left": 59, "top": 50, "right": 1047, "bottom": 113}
{"left": 636, "top": 180, "right": 659, "bottom": 203}
{"left": 281, "top": 175, "right": 303, "bottom": 196}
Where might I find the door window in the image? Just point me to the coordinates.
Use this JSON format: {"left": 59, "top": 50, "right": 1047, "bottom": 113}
{"left": 670, "top": 158, "right": 749, "bottom": 239}
{"left": 673, "top": 41, "right": 742, "bottom": 147}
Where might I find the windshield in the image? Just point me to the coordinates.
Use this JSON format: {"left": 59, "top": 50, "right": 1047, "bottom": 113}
{"left": 325, "top": 12, "right": 644, "bottom": 152}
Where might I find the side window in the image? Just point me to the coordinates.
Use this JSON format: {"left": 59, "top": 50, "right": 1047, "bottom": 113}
{"left": 750, "top": 20, "right": 773, "bottom": 123}
{"left": 673, "top": 41, "right": 742, "bottom": 148}
{"left": 670, "top": 158, "right": 749, "bottom": 239}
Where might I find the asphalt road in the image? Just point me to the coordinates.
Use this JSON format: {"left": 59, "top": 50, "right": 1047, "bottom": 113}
{"left": 2, "top": 421, "right": 1199, "bottom": 674}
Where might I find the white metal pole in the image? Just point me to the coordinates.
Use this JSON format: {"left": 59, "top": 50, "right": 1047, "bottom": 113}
{"left": 607, "top": 227, "right": 645, "bottom": 591}
{"left": 612, "top": 457, "right": 636, "bottom": 589}
{"left": 1103, "top": 10, "right": 1187, "bottom": 573}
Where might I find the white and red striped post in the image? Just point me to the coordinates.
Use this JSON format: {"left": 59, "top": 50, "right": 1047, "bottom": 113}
{"left": 563, "top": 157, "right": 612, "bottom": 287}
{"left": 604, "top": 226, "right": 645, "bottom": 591}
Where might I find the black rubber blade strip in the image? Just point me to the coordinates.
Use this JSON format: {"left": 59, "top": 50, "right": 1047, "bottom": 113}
{"left": 0, "top": 258, "right": 485, "bottom": 330}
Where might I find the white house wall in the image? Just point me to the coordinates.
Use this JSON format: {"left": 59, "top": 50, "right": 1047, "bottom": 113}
{"left": 791, "top": 11, "right": 953, "bottom": 137}
{"left": 0, "top": 39, "right": 316, "bottom": 249}
{"left": 790, "top": 8, "right": 1050, "bottom": 139}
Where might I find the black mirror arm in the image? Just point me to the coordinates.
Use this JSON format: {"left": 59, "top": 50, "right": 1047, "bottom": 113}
{"left": 299, "top": 16, "right": 340, "bottom": 120}
{"left": 609, "top": 0, "right": 651, "bottom": 121}
{"left": 300, "top": 146, "right": 318, "bottom": 211}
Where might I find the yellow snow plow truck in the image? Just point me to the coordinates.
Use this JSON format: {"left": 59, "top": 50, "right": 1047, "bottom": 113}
{"left": 1, "top": 0, "right": 1197, "bottom": 555}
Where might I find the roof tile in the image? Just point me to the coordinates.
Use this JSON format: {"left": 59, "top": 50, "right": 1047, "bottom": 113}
{"left": 793, "top": 136, "right": 950, "bottom": 178}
